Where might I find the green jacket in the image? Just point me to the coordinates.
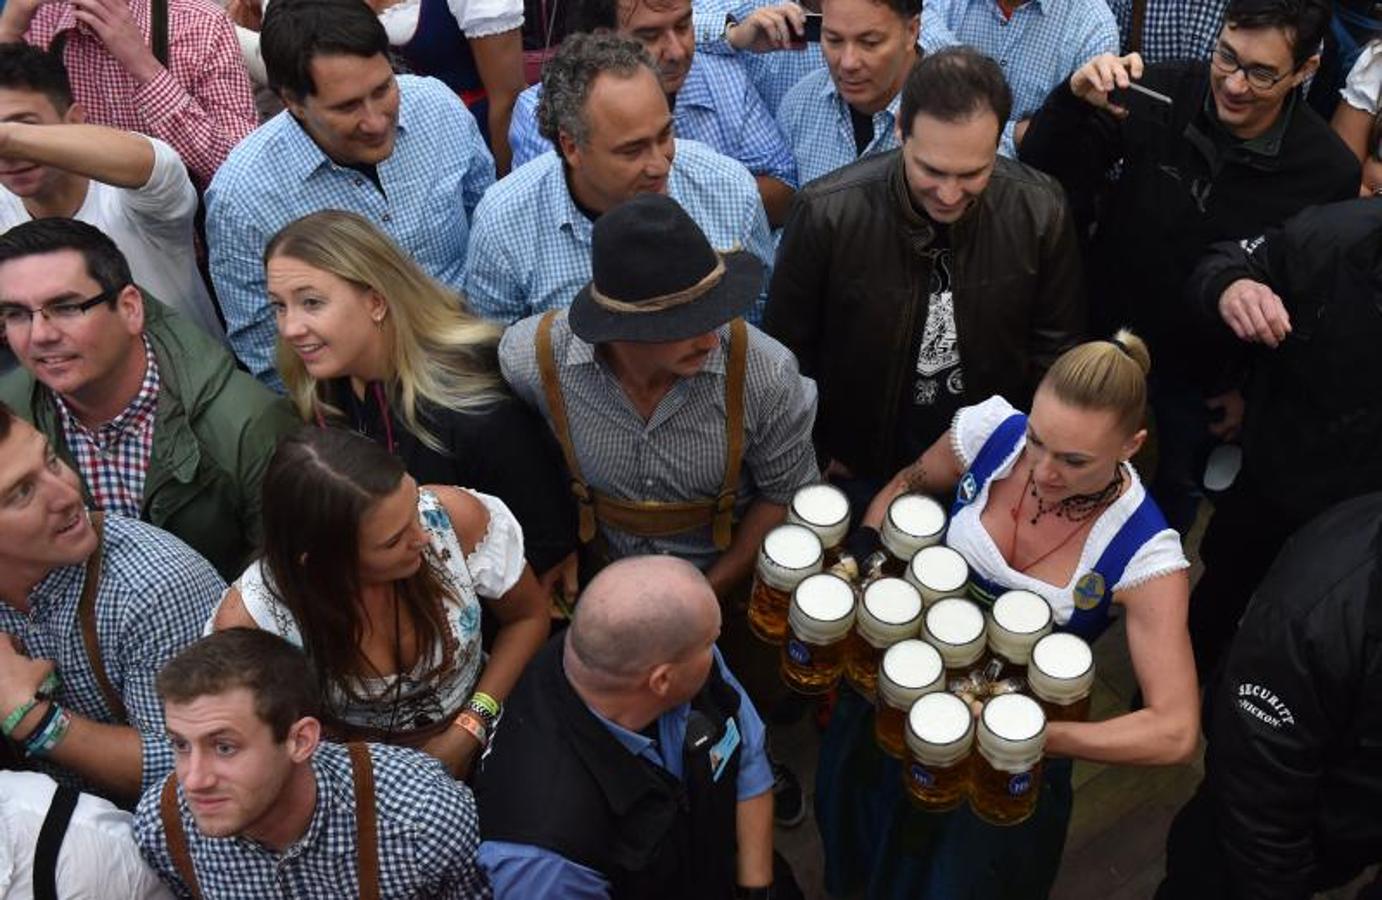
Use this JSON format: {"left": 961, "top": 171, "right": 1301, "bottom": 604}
{"left": 0, "top": 295, "right": 299, "bottom": 580}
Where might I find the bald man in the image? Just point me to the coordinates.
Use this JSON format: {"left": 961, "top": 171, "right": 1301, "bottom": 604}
{"left": 472, "top": 557, "right": 780, "bottom": 899}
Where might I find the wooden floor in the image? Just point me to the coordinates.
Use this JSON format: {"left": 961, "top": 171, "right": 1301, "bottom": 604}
{"left": 771, "top": 508, "right": 1377, "bottom": 899}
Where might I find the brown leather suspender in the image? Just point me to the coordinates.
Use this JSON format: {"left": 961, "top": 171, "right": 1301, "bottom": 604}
{"left": 76, "top": 512, "right": 128, "bottom": 724}
{"left": 1128, "top": 0, "right": 1147, "bottom": 53}
{"left": 158, "top": 744, "right": 381, "bottom": 899}
{"left": 535, "top": 311, "right": 748, "bottom": 550}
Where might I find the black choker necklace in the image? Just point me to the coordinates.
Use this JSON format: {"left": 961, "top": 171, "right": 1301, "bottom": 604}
{"left": 1026, "top": 465, "right": 1124, "bottom": 525}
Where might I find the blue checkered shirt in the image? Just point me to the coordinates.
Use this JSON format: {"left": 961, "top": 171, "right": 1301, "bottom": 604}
{"left": 1104, "top": 0, "right": 1225, "bottom": 64}
{"left": 462, "top": 139, "right": 775, "bottom": 324}
{"left": 508, "top": 54, "right": 797, "bottom": 186}
{"left": 499, "top": 311, "right": 819, "bottom": 567}
{"left": 694, "top": 0, "right": 827, "bottom": 114}
{"left": 777, "top": 67, "right": 904, "bottom": 185}
{"left": 922, "top": 0, "right": 1119, "bottom": 156}
{"left": 206, "top": 75, "right": 495, "bottom": 389}
{"left": 54, "top": 338, "right": 159, "bottom": 519}
{"left": 0, "top": 515, "right": 224, "bottom": 797}
{"left": 134, "top": 742, "right": 489, "bottom": 899}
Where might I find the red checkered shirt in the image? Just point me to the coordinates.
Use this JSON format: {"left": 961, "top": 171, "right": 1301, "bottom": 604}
{"left": 26, "top": 0, "right": 257, "bottom": 188}
{"left": 55, "top": 339, "right": 161, "bottom": 519}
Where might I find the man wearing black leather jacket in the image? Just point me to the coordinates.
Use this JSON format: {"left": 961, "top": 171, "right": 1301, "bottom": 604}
{"left": 765, "top": 47, "right": 1084, "bottom": 495}
{"left": 1159, "top": 491, "right": 1382, "bottom": 899}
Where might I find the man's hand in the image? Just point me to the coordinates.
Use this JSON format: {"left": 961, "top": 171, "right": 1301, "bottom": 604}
{"left": 537, "top": 551, "right": 580, "bottom": 618}
{"left": 1069, "top": 52, "right": 1144, "bottom": 117}
{"left": 71, "top": 0, "right": 163, "bottom": 84}
{"left": 1218, "top": 278, "right": 1291, "bottom": 347}
{"left": 226, "top": 0, "right": 262, "bottom": 30}
{"left": 0, "top": 0, "right": 53, "bottom": 43}
{"left": 1206, "top": 390, "right": 1245, "bottom": 441}
{"left": 726, "top": 3, "right": 807, "bottom": 53}
{"left": 0, "top": 635, "right": 54, "bottom": 725}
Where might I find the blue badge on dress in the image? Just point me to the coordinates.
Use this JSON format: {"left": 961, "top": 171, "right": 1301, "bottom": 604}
{"left": 1073, "top": 572, "right": 1106, "bottom": 611}
{"left": 958, "top": 473, "right": 978, "bottom": 505}
{"left": 708, "top": 717, "right": 741, "bottom": 782}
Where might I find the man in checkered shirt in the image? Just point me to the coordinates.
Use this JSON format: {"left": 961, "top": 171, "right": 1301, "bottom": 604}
{"left": 0, "top": 403, "right": 224, "bottom": 804}
{"left": 135, "top": 629, "right": 489, "bottom": 899}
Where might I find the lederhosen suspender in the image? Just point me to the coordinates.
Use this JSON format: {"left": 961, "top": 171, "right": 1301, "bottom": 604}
{"left": 33, "top": 785, "right": 81, "bottom": 900}
{"left": 1128, "top": 0, "right": 1147, "bottom": 53}
{"left": 535, "top": 310, "right": 749, "bottom": 551}
{"left": 158, "top": 743, "right": 382, "bottom": 900}
{"left": 77, "top": 512, "right": 128, "bottom": 724}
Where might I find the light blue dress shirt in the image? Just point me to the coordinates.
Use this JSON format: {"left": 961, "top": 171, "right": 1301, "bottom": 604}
{"left": 477, "top": 647, "right": 773, "bottom": 899}
{"left": 508, "top": 53, "right": 798, "bottom": 187}
{"left": 206, "top": 74, "right": 495, "bottom": 388}
{"left": 777, "top": 66, "right": 904, "bottom": 185}
{"left": 921, "top": 0, "right": 1118, "bottom": 156}
{"left": 462, "top": 138, "right": 774, "bottom": 324}
{"left": 694, "top": 0, "right": 827, "bottom": 114}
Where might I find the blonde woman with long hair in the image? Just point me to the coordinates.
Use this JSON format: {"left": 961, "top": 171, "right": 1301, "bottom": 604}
{"left": 264, "top": 209, "right": 577, "bottom": 592}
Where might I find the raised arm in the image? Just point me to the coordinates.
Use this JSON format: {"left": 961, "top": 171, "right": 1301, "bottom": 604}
{"left": 0, "top": 121, "right": 155, "bottom": 187}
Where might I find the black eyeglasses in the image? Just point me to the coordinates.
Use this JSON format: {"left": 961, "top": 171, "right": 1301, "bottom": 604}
{"left": 0, "top": 288, "right": 120, "bottom": 330}
{"left": 1210, "top": 45, "right": 1292, "bottom": 92}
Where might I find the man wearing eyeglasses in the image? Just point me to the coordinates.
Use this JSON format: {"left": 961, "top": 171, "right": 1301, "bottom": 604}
{"left": 1018, "top": 0, "right": 1359, "bottom": 546}
{"left": 0, "top": 218, "right": 298, "bottom": 581}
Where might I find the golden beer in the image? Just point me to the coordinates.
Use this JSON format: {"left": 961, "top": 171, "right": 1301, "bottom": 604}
{"left": 781, "top": 573, "right": 857, "bottom": 694}
{"left": 903, "top": 691, "right": 974, "bottom": 812}
{"left": 986, "top": 590, "right": 1053, "bottom": 680}
{"left": 906, "top": 544, "right": 971, "bottom": 607}
{"left": 970, "top": 694, "right": 1046, "bottom": 826}
{"left": 844, "top": 578, "right": 924, "bottom": 697}
{"left": 875, "top": 639, "right": 945, "bottom": 758}
{"left": 922, "top": 597, "right": 987, "bottom": 685}
{"left": 1028, "top": 633, "right": 1095, "bottom": 723}
{"left": 748, "top": 524, "right": 823, "bottom": 644}
{"left": 787, "top": 483, "right": 851, "bottom": 568}
{"left": 877, "top": 493, "right": 947, "bottom": 576}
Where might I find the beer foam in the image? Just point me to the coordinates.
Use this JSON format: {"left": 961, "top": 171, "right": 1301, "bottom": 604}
{"left": 763, "top": 523, "right": 823, "bottom": 570}
{"left": 793, "top": 573, "right": 856, "bottom": 621}
{"left": 982, "top": 694, "right": 1045, "bottom": 742}
{"left": 909, "top": 691, "right": 972, "bottom": 744}
{"left": 889, "top": 494, "right": 946, "bottom": 538}
{"left": 1031, "top": 633, "right": 1093, "bottom": 680}
{"left": 791, "top": 483, "right": 850, "bottom": 527}
{"left": 882, "top": 640, "right": 944, "bottom": 689}
{"left": 993, "top": 591, "right": 1052, "bottom": 634}
{"left": 909, "top": 545, "right": 969, "bottom": 591}
{"left": 925, "top": 598, "right": 985, "bottom": 645}
{"left": 863, "top": 578, "right": 924, "bottom": 625}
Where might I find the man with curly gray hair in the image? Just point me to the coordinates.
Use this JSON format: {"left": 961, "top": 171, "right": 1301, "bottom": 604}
{"left": 461, "top": 32, "right": 775, "bottom": 326}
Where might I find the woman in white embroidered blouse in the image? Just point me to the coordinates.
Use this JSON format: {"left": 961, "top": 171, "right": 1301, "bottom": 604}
{"left": 208, "top": 427, "right": 549, "bottom": 780}
{"left": 863, "top": 331, "right": 1200, "bottom": 769}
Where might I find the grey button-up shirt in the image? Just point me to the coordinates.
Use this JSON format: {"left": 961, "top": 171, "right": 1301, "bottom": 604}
{"left": 500, "top": 312, "right": 820, "bottom": 568}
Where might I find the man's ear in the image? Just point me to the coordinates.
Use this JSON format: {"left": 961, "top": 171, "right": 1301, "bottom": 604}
{"left": 285, "top": 716, "right": 322, "bottom": 763}
{"left": 117, "top": 284, "right": 145, "bottom": 336}
{"left": 63, "top": 101, "right": 87, "bottom": 125}
{"left": 1292, "top": 53, "right": 1320, "bottom": 88}
{"left": 557, "top": 130, "right": 582, "bottom": 169}
{"left": 647, "top": 663, "right": 674, "bottom": 700}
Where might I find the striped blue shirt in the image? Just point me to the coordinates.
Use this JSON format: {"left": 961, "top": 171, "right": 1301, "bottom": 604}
{"left": 922, "top": 0, "right": 1118, "bottom": 156}
{"left": 777, "top": 67, "right": 904, "bottom": 185}
{"left": 694, "top": 0, "right": 827, "bottom": 114}
{"left": 0, "top": 515, "right": 224, "bottom": 799}
{"left": 206, "top": 75, "right": 495, "bottom": 389}
{"left": 462, "top": 139, "right": 775, "bottom": 324}
{"left": 508, "top": 53, "right": 798, "bottom": 186}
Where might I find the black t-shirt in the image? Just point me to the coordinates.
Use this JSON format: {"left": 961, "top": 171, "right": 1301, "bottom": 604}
{"left": 896, "top": 221, "right": 964, "bottom": 464}
{"left": 849, "top": 105, "right": 875, "bottom": 157}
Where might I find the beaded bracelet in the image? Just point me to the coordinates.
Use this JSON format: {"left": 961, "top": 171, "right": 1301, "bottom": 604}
{"left": 2, "top": 672, "right": 61, "bottom": 739}
{"left": 24, "top": 703, "right": 71, "bottom": 758}
{"left": 451, "top": 709, "right": 489, "bottom": 747}
{"left": 467, "top": 691, "right": 500, "bottom": 726}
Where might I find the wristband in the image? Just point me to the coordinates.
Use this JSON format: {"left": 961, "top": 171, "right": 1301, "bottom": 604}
{"left": 2, "top": 671, "right": 60, "bottom": 739}
{"left": 24, "top": 703, "right": 70, "bottom": 758}
{"left": 451, "top": 709, "right": 488, "bottom": 747}
{"left": 467, "top": 691, "right": 500, "bottom": 724}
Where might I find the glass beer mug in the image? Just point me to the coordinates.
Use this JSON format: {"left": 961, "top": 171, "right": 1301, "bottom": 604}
{"left": 844, "top": 578, "right": 924, "bottom": 698}
{"left": 905, "top": 545, "right": 971, "bottom": 607}
{"left": 986, "top": 590, "right": 1053, "bottom": 681}
{"left": 970, "top": 693, "right": 1047, "bottom": 826}
{"left": 748, "top": 523, "right": 823, "bottom": 645}
{"left": 1027, "top": 633, "right": 1095, "bottom": 723}
{"left": 787, "top": 483, "right": 851, "bottom": 569}
{"left": 781, "top": 573, "right": 857, "bottom": 694}
{"left": 922, "top": 597, "right": 987, "bottom": 684}
{"left": 903, "top": 691, "right": 974, "bottom": 812}
{"left": 875, "top": 639, "right": 945, "bottom": 759}
{"left": 873, "top": 493, "right": 946, "bottom": 577}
